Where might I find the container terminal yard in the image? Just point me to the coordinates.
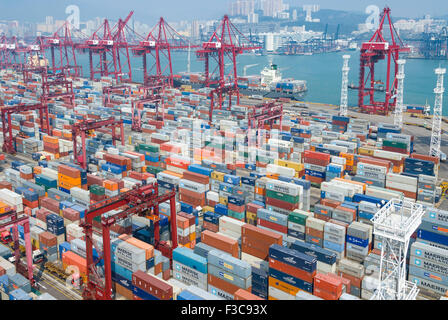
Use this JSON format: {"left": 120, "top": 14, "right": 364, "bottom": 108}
{"left": 0, "top": 5, "right": 448, "bottom": 303}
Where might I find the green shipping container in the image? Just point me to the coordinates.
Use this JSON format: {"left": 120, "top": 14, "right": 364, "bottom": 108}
{"left": 382, "top": 140, "right": 408, "bottom": 149}
{"left": 266, "top": 190, "right": 300, "bottom": 204}
{"left": 228, "top": 209, "right": 245, "bottom": 220}
{"left": 288, "top": 211, "right": 308, "bottom": 225}
{"left": 138, "top": 143, "right": 160, "bottom": 153}
{"left": 89, "top": 184, "right": 105, "bottom": 196}
{"left": 146, "top": 166, "right": 164, "bottom": 175}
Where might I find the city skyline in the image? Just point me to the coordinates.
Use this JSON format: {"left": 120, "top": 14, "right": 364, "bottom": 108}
{"left": 1, "top": 0, "right": 448, "bottom": 25}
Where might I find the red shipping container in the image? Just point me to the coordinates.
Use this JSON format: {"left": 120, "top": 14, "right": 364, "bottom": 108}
{"left": 234, "top": 288, "right": 264, "bottom": 300}
{"left": 182, "top": 171, "right": 210, "bottom": 185}
{"left": 228, "top": 203, "right": 245, "bottom": 213}
{"left": 304, "top": 150, "right": 331, "bottom": 162}
{"left": 132, "top": 270, "right": 173, "bottom": 300}
{"left": 265, "top": 197, "right": 298, "bottom": 211}
{"left": 411, "top": 153, "right": 439, "bottom": 165}
{"left": 314, "top": 273, "right": 343, "bottom": 297}
{"left": 326, "top": 272, "right": 351, "bottom": 294}
{"left": 257, "top": 218, "right": 287, "bottom": 234}
{"left": 58, "top": 164, "right": 81, "bottom": 178}
{"left": 313, "top": 286, "right": 340, "bottom": 300}
{"left": 201, "top": 230, "right": 239, "bottom": 258}
{"left": 320, "top": 199, "right": 342, "bottom": 209}
{"left": 63, "top": 207, "right": 80, "bottom": 221}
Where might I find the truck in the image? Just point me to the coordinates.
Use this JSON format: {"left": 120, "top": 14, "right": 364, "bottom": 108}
{"left": 0, "top": 230, "right": 12, "bottom": 244}
{"left": 8, "top": 249, "right": 45, "bottom": 264}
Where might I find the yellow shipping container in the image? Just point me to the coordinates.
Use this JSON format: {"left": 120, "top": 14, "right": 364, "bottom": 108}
{"left": 219, "top": 196, "right": 228, "bottom": 205}
{"left": 358, "top": 147, "right": 375, "bottom": 156}
{"left": 202, "top": 206, "right": 214, "bottom": 213}
{"left": 274, "top": 159, "right": 304, "bottom": 172}
{"left": 211, "top": 171, "right": 225, "bottom": 182}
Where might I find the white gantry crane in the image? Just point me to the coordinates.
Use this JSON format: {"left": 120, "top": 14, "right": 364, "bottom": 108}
{"left": 339, "top": 55, "right": 350, "bottom": 117}
{"left": 393, "top": 60, "right": 406, "bottom": 128}
{"left": 429, "top": 67, "right": 446, "bottom": 158}
{"left": 370, "top": 199, "right": 425, "bottom": 300}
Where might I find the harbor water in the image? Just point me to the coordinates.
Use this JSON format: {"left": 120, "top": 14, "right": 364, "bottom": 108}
{"left": 74, "top": 50, "right": 448, "bottom": 115}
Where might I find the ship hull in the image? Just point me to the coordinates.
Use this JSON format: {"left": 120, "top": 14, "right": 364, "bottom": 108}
{"left": 173, "top": 79, "right": 306, "bottom": 101}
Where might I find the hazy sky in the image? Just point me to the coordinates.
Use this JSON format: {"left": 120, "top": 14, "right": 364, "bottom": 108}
{"left": 0, "top": 0, "right": 446, "bottom": 24}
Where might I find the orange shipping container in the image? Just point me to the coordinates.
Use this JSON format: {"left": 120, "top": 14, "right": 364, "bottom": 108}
{"left": 118, "top": 234, "right": 154, "bottom": 260}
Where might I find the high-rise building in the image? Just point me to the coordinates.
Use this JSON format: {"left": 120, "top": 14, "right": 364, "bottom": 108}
{"left": 248, "top": 13, "right": 259, "bottom": 24}
{"left": 45, "top": 16, "right": 54, "bottom": 25}
{"left": 230, "top": 0, "right": 255, "bottom": 16}
{"left": 191, "top": 20, "right": 200, "bottom": 39}
{"left": 261, "top": 0, "right": 284, "bottom": 18}
{"left": 292, "top": 9, "right": 298, "bottom": 21}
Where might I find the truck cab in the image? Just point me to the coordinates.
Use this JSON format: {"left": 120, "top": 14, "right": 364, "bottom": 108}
{"left": 0, "top": 231, "right": 12, "bottom": 244}
{"left": 8, "top": 249, "right": 45, "bottom": 264}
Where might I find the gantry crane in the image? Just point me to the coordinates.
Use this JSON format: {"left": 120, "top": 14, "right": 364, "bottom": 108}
{"left": 131, "top": 84, "right": 164, "bottom": 132}
{"left": 41, "top": 67, "right": 76, "bottom": 108}
{"left": 132, "top": 17, "right": 197, "bottom": 88}
{"left": 81, "top": 183, "right": 178, "bottom": 300}
{"left": 0, "top": 36, "right": 22, "bottom": 70}
{"left": 430, "top": 67, "right": 446, "bottom": 159}
{"left": 370, "top": 199, "right": 425, "bottom": 300}
{"left": 1, "top": 103, "right": 51, "bottom": 154}
{"left": 196, "top": 15, "right": 261, "bottom": 121}
{"left": 72, "top": 118, "right": 124, "bottom": 170}
{"left": 248, "top": 101, "right": 283, "bottom": 146}
{"left": 0, "top": 210, "right": 36, "bottom": 288}
{"left": 43, "top": 20, "right": 84, "bottom": 77}
{"left": 75, "top": 11, "right": 135, "bottom": 82}
{"left": 358, "top": 7, "right": 410, "bottom": 115}
{"left": 102, "top": 84, "right": 132, "bottom": 107}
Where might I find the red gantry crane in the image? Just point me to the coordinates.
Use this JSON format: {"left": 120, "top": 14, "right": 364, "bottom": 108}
{"left": 41, "top": 67, "right": 76, "bottom": 109}
{"left": 81, "top": 183, "right": 178, "bottom": 300}
{"left": 76, "top": 11, "right": 135, "bottom": 83}
{"left": 102, "top": 84, "right": 132, "bottom": 107}
{"left": 248, "top": 101, "right": 283, "bottom": 146}
{"left": 358, "top": 7, "right": 410, "bottom": 115}
{"left": 72, "top": 118, "right": 124, "bottom": 170}
{"left": 1, "top": 103, "right": 51, "bottom": 154}
{"left": 132, "top": 17, "right": 197, "bottom": 87}
{"left": 131, "top": 84, "right": 164, "bottom": 132}
{"left": 0, "top": 210, "right": 36, "bottom": 288}
{"left": 43, "top": 21, "right": 84, "bottom": 77}
{"left": 196, "top": 15, "right": 261, "bottom": 122}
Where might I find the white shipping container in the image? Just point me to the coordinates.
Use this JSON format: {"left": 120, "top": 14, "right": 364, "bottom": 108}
{"left": 306, "top": 216, "right": 325, "bottom": 231}
{"left": 386, "top": 173, "right": 417, "bottom": 186}
{"left": 265, "top": 178, "right": 302, "bottom": 197}
{"left": 266, "top": 164, "right": 296, "bottom": 178}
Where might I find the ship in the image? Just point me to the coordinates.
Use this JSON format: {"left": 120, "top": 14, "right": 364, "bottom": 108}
{"left": 173, "top": 63, "right": 307, "bottom": 101}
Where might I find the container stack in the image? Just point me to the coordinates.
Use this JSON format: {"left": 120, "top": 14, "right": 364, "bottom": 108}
{"left": 337, "top": 258, "right": 365, "bottom": 298}
{"left": 323, "top": 220, "right": 347, "bottom": 261}
{"left": 268, "top": 244, "right": 316, "bottom": 300}
{"left": 346, "top": 222, "right": 372, "bottom": 263}
{"left": 305, "top": 216, "right": 325, "bottom": 247}
{"left": 386, "top": 172, "right": 418, "bottom": 200}
{"left": 172, "top": 246, "right": 207, "bottom": 290}
{"left": 287, "top": 210, "right": 311, "bottom": 241}
{"left": 207, "top": 249, "right": 252, "bottom": 300}
{"left": 290, "top": 240, "right": 337, "bottom": 273}
{"left": 304, "top": 150, "right": 331, "bottom": 186}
